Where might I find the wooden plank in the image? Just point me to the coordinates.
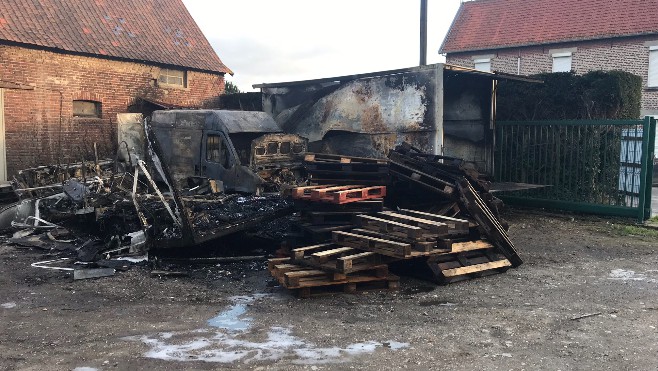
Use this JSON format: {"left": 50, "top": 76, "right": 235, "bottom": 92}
{"left": 267, "top": 257, "right": 290, "bottom": 271}
{"left": 441, "top": 259, "right": 511, "bottom": 278}
{"left": 291, "top": 185, "right": 336, "bottom": 199}
{"left": 327, "top": 186, "right": 387, "bottom": 204}
{"left": 451, "top": 240, "right": 495, "bottom": 253}
{"left": 377, "top": 211, "right": 449, "bottom": 235}
{"left": 311, "top": 185, "right": 364, "bottom": 200}
{"left": 457, "top": 179, "right": 523, "bottom": 267}
{"left": 388, "top": 161, "right": 455, "bottom": 195}
{"left": 310, "top": 246, "right": 354, "bottom": 264}
{"left": 284, "top": 269, "right": 331, "bottom": 287}
{"left": 292, "top": 243, "right": 335, "bottom": 260}
{"left": 295, "top": 274, "right": 399, "bottom": 298}
{"left": 304, "top": 152, "right": 388, "bottom": 165}
{"left": 397, "top": 208, "right": 469, "bottom": 230}
{"left": 332, "top": 231, "right": 411, "bottom": 258}
{"left": 356, "top": 214, "right": 423, "bottom": 239}
{"left": 336, "top": 251, "right": 381, "bottom": 272}
{"left": 350, "top": 228, "right": 437, "bottom": 253}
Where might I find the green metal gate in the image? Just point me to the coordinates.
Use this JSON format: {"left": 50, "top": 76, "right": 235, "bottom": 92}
{"left": 495, "top": 117, "right": 656, "bottom": 221}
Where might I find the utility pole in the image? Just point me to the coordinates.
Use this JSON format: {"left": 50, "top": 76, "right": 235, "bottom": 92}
{"left": 420, "top": 0, "right": 428, "bottom": 65}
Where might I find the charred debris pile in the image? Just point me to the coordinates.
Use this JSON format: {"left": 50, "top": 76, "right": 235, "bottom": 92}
{"left": 269, "top": 144, "right": 523, "bottom": 297}
{"left": 0, "top": 142, "right": 522, "bottom": 292}
{"left": 0, "top": 159, "right": 293, "bottom": 279}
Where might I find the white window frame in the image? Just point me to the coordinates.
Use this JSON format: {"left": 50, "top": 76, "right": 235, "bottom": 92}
{"left": 474, "top": 58, "right": 491, "bottom": 73}
{"left": 158, "top": 68, "right": 187, "bottom": 88}
{"left": 552, "top": 52, "right": 572, "bottom": 73}
{"left": 649, "top": 46, "right": 658, "bottom": 88}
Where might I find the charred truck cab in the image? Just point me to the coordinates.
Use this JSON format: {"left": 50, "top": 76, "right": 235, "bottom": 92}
{"left": 126, "top": 110, "right": 307, "bottom": 194}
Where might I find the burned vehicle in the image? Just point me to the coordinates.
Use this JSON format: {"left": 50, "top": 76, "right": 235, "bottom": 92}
{"left": 2, "top": 110, "right": 308, "bottom": 259}
{"left": 118, "top": 110, "right": 308, "bottom": 194}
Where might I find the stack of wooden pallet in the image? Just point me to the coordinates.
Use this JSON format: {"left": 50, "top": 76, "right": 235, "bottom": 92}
{"left": 269, "top": 206, "right": 513, "bottom": 297}
{"left": 303, "top": 153, "right": 389, "bottom": 185}
{"left": 387, "top": 142, "right": 523, "bottom": 267}
{"left": 288, "top": 184, "right": 386, "bottom": 245}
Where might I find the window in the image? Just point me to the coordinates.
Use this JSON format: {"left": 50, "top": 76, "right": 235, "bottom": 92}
{"left": 158, "top": 68, "right": 186, "bottom": 87}
{"left": 206, "top": 135, "right": 229, "bottom": 168}
{"left": 73, "top": 100, "right": 101, "bottom": 118}
{"left": 474, "top": 58, "right": 491, "bottom": 73}
{"left": 649, "top": 46, "right": 658, "bottom": 88}
{"left": 552, "top": 52, "right": 572, "bottom": 72}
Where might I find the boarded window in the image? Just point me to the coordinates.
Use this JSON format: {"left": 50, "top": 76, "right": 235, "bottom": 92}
{"left": 552, "top": 53, "right": 572, "bottom": 73}
{"left": 73, "top": 100, "right": 101, "bottom": 118}
{"left": 474, "top": 58, "right": 491, "bottom": 73}
{"left": 206, "top": 135, "right": 230, "bottom": 168}
{"left": 649, "top": 47, "right": 658, "bottom": 87}
{"left": 158, "top": 68, "right": 186, "bottom": 87}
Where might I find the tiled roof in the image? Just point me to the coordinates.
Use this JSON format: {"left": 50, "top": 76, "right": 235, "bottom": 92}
{"left": 0, "top": 0, "right": 232, "bottom": 74}
{"left": 441, "top": 0, "right": 658, "bottom": 53}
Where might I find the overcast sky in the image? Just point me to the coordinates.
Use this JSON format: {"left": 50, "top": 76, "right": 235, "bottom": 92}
{"left": 182, "top": 0, "right": 462, "bottom": 91}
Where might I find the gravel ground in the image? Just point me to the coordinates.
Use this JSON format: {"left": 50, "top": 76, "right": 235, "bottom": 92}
{"left": 1, "top": 208, "right": 657, "bottom": 371}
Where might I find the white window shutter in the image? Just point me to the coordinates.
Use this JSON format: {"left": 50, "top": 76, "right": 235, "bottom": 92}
{"left": 552, "top": 55, "right": 572, "bottom": 73}
{"left": 649, "top": 49, "right": 658, "bottom": 87}
{"left": 474, "top": 59, "right": 491, "bottom": 73}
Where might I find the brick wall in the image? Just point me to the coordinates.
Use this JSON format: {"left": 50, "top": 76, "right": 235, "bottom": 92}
{"left": 446, "top": 35, "right": 658, "bottom": 116}
{"left": 0, "top": 44, "right": 225, "bottom": 175}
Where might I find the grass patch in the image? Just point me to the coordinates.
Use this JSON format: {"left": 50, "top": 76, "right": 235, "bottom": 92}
{"left": 612, "top": 224, "right": 658, "bottom": 237}
{"left": 649, "top": 215, "right": 658, "bottom": 223}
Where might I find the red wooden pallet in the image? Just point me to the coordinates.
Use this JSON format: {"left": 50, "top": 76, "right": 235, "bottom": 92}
{"left": 315, "top": 186, "right": 386, "bottom": 204}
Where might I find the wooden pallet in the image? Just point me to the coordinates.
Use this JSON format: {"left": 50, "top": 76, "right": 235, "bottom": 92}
{"left": 332, "top": 230, "right": 412, "bottom": 258}
{"left": 268, "top": 258, "right": 399, "bottom": 298}
{"left": 291, "top": 184, "right": 341, "bottom": 200}
{"left": 305, "top": 211, "right": 364, "bottom": 225}
{"left": 426, "top": 242, "right": 511, "bottom": 284}
{"left": 305, "top": 162, "right": 389, "bottom": 173}
{"left": 293, "top": 199, "right": 384, "bottom": 213}
{"left": 389, "top": 161, "right": 455, "bottom": 198}
{"left": 293, "top": 276, "right": 399, "bottom": 298}
{"left": 376, "top": 211, "right": 449, "bottom": 236}
{"left": 304, "top": 153, "right": 388, "bottom": 165}
{"left": 291, "top": 243, "right": 388, "bottom": 273}
{"left": 313, "top": 186, "right": 387, "bottom": 204}
{"left": 395, "top": 208, "right": 469, "bottom": 235}
{"left": 350, "top": 228, "right": 442, "bottom": 253}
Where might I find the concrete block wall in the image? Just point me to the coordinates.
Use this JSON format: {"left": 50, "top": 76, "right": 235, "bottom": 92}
{"left": 0, "top": 44, "right": 225, "bottom": 175}
{"left": 446, "top": 35, "right": 658, "bottom": 116}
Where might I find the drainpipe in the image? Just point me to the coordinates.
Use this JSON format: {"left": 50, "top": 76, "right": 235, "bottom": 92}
{"left": 420, "top": 0, "right": 428, "bottom": 66}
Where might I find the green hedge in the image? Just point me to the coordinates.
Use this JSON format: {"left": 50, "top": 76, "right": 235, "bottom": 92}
{"left": 497, "top": 70, "right": 642, "bottom": 120}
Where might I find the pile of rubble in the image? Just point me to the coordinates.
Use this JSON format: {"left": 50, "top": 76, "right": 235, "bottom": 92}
{"left": 268, "top": 144, "right": 522, "bottom": 297}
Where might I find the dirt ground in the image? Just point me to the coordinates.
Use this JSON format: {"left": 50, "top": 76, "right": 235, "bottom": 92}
{"left": 1, "top": 208, "right": 657, "bottom": 371}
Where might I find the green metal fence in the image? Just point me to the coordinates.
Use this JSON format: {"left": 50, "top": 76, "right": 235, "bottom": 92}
{"left": 495, "top": 117, "right": 656, "bottom": 221}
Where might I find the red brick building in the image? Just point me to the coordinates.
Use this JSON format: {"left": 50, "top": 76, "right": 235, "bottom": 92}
{"left": 441, "top": 0, "right": 658, "bottom": 117}
{"left": 0, "top": 0, "right": 232, "bottom": 179}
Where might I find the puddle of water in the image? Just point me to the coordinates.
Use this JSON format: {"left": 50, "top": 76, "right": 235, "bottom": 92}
{"left": 385, "top": 341, "right": 411, "bottom": 350}
{"left": 207, "top": 294, "right": 269, "bottom": 331}
{"left": 1, "top": 302, "right": 16, "bottom": 309}
{"left": 125, "top": 294, "right": 410, "bottom": 364}
{"left": 207, "top": 304, "right": 250, "bottom": 331}
{"left": 128, "top": 327, "right": 409, "bottom": 365}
